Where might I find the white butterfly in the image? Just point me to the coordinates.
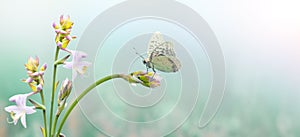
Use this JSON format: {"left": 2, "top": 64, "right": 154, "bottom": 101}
{"left": 142, "top": 32, "right": 181, "bottom": 73}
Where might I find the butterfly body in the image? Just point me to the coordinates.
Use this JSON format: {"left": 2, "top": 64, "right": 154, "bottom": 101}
{"left": 143, "top": 32, "right": 181, "bottom": 73}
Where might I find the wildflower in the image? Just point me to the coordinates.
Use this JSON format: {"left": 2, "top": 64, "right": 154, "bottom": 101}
{"left": 63, "top": 50, "right": 91, "bottom": 80}
{"left": 121, "top": 71, "right": 162, "bottom": 88}
{"left": 23, "top": 57, "right": 47, "bottom": 92}
{"left": 24, "top": 57, "right": 47, "bottom": 78}
{"left": 4, "top": 93, "right": 36, "bottom": 128}
{"left": 53, "top": 15, "right": 76, "bottom": 49}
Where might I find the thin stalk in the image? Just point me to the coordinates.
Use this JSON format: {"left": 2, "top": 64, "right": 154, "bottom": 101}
{"left": 51, "top": 115, "right": 59, "bottom": 136}
{"left": 49, "top": 47, "right": 59, "bottom": 137}
{"left": 55, "top": 74, "right": 122, "bottom": 137}
{"left": 39, "top": 90, "right": 47, "bottom": 137}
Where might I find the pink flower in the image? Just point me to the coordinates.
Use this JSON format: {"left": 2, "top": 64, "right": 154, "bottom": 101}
{"left": 63, "top": 50, "right": 91, "bottom": 80}
{"left": 4, "top": 93, "right": 36, "bottom": 128}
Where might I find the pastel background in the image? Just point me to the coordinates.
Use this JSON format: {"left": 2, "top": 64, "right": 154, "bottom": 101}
{"left": 0, "top": 0, "right": 299, "bottom": 137}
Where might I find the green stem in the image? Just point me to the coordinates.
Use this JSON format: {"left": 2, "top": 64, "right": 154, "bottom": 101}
{"left": 39, "top": 90, "right": 47, "bottom": 137}
{"left": 50, "top": 47, "right": 59, "bottom": 137}
{"left": 51, "top": 115, "right": 59, "bottom": 136}
{"left": 55, "top": 74, "right": 122, "bottom": 137}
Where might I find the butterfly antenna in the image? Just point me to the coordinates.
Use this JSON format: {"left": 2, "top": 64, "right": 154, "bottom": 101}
{"left": 133, "top": 47, "right": 145, "bottom": 60}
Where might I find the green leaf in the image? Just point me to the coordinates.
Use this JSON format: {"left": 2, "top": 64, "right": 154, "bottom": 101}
{"left": 29, "top": 99, "right": 46, "bottom": 110}
{"left": 54, "top": 54, "right": 71, "bottom": 65}
{"left": 54, "top": 81, "right": 59, "bottom": 93}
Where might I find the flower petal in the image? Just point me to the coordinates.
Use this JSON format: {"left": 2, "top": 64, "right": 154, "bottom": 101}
{"left": 25, "top": 106, "right": 36, "bottom": 114}
{"left": 75, "top": 61, "right": 91, "bottom": 74}
{"left": 4, "top": 106, "right": 19, "bottom": 113}
{"left": 71, "top": 50, "right": 87, "bottom": 62}
{"left": 9, "top": 94, "right": 27, "bottom": 106}
{"left": 72, "top": 69, "right": 78, "bottom": 81}
{"left": 20, "top": 113, "right": 27, "bottom": 128}
{"left": 13, "top": 111, "right": 24, "bottom": 125}
{"left": 63, "top": 62, "right": 73, "bottom": 69}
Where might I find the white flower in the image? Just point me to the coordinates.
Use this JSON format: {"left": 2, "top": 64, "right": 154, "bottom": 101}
{"left": 63, "top": 50, "right": 91, "bottom": 80}
{"left": 4, "top": 93, "right": 36, "bottom": 128}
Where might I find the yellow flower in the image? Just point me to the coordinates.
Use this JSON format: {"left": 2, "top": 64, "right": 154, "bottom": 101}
{"left": 24, "top": 56, "right": 39, "bottom": 73}
{"left": 53, "top": 15, "right": 76, "bottom": 49}
{"left": 23, "top": 57, "right": 47, "bottom": 92}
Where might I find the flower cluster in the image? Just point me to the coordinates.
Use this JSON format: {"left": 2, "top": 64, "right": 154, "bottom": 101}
{"left": 53, "top": 15, "right": 76, "bottom": 50}
{"left": 23, "top": 56, "right": 47, "bottom": 92}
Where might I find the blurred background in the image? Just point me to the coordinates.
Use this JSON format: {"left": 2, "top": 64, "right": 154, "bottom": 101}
{"left": 0, "top": 0, "right": 300, "bottom": 136}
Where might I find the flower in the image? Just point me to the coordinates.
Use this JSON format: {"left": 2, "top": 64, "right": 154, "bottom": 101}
{"left": 53, "top": 15, "right": 76, "bottom": 49}
{"left": 121, "top": 71, "right": 162, "bottom": 88}
{"left": 24, "top": 57, "right": 47, "bottom": 78}
{"left": 23, "top": 56, "right": 47, "bottom": 92}
{"left": 4, "top": 93, "right": 36, "bottom": 128}
{"left": 63, "top": 50, "right": 91, "bottom": 80}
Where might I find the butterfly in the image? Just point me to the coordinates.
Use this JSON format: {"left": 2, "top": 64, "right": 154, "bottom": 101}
{"left": 141, "top": 32, "right": 181, "bottom": 73}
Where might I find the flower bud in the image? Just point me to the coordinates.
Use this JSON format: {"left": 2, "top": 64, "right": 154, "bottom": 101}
{"left": 58, "top": 78, "right": 72, "bottom": 105}
{"left": 40, "top": 63, "right": 47, "bottom": 72}
{"left": 121, "top": 71, "right": 162, "bottom": 88}
{"left": 28, "top": 83, "right": 43, "bottom": 92}
{"left": 24, "top": 77, "right": 33, "bottom": 83}
{"left": 25, "top": 56, "right": 39, "bottom": 72}
{"left": 52, "top": 22, "right": 59, "bottom": 29}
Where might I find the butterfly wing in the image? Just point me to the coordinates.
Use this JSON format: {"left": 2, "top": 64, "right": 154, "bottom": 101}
{"left": 151, "top": 56, "right": 181, "bottom": 72}
{"left": 146, "top": 32, "right": 181, "bottom": 72}
{"left": 147, "top": 32, "right": 165, "bottom": 58}
{"left": 150, "top": 41, "right": 175, "bottom": 60}
{"left": 150, "top": 42, "right": 181, "bottom": 72}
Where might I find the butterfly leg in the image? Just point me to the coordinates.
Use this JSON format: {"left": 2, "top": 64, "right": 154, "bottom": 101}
{"left": 152, "top": 65, "right": 156, "bottom": 78}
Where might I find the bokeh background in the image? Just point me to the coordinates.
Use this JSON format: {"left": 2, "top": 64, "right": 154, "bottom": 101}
{"left": 1, "top": 0, "right": 300, "bottom": 136}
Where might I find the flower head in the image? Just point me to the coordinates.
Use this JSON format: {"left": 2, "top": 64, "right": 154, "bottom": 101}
{"left": 53, "top": 15, "right": 76, "bottom": 49}
{"left": 63, "top": 50, "right": 91, "bottom": 80}
{"left": 121, "top": 71, "right": 162, "bottom": 88}
{"left": 4, "top": 93, "right": 36, "bottom": 128}
{"left": 24, "top": 56, "right": 39, "bottom": 73}
{"left": 24, "top": 57, "right": 47, "bottom": 78}
{"left": 23, "top": 57, "right": 47, "bottom": 92}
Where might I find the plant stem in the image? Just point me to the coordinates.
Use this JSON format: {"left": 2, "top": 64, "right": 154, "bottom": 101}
{"left": 55, "top": 74, "right": 122, "bottom": 137}
{"left": 50, "top": 47, "right": 59, "bottom": 137}
{"left": 39, "top": 90, "right": 47, "bottom": 137}
{"left": 51, "top": 115, "right": 59, "bottom": 136}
